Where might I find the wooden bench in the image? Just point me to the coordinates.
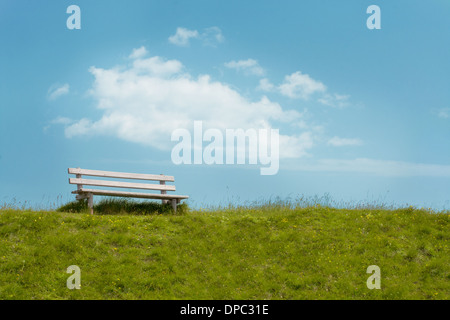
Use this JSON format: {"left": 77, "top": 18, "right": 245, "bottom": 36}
{"left": 68, "top": 168, "right": 189, "bottom": 214}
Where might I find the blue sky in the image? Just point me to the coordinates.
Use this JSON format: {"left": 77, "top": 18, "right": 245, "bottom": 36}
{"left": 1, "top": 0, "right": 449, "bottom": 210}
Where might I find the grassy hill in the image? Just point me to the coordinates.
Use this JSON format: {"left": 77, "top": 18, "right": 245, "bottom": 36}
{"left": 0, "top": 200, "right": 448, "bottom": 299}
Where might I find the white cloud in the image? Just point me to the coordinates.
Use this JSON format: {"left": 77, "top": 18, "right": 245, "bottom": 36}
{"left": 258, "top": 78, "right": 275, "bottom": 91}
{"left": 168, "top": 26, "right": 224, "bottom": 47}
{"left": 289, "top": 158, "right": 450, "bottom": 177}
{"left": 202, "top": 26, "right": 224, "bottom": 46}
{"left": 129, "top": 46, "right": 148, "bottom": 59}
{"left": 131, "top": 56, "right": 183, "bottom": 77}
{"left": 44, "top": 116, "right": 73, "bottom": 132}
{"left": 318, "top": 93, "right": 350, "bottom": 108}
{"left": 168, "top": 27, "right": 199, "bottom": 46}
{"left": 278, "top": 71, "right": 326, "bottom": 99}
{"left": 259, "top": 71, "right": 350, "bottom": 107}
{"left": 51, "top": 116, "right": 73, "bottom": 125}
{"left": 65, "top": 118, "right": 92, "bottom": 138}
{"left": 327, "top": 136, "right": 363, "bottom": 147}
{"left": 225, "top": 59, "right": 265, "bottom": 76}
{"left": 279, "top": 132, "right": 314, "bottom": 158}
{"left": 64, "top": 47, "right": 312, "bottom": 158}
{"left": 437, "top": 108, "right": 450, "bottom": 119}
{"left": 47, "top": 83, "right": 70, "bottom": 100}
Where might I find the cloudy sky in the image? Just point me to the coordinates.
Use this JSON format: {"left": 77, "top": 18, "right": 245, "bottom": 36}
{"left": 1, "top": 0, "right": 450, "bottom": 209}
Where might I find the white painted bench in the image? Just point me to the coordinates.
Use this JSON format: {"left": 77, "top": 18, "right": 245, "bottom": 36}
{"left": 68, "top": 168, "right": 189, "bottom": 214}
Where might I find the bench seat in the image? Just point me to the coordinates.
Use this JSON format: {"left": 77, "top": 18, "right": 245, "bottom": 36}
{"left": 73, "top": 188, "right": 189, "bottom": 200}
{"left": 68, "top": 168, "right": 189, "bottom": 214}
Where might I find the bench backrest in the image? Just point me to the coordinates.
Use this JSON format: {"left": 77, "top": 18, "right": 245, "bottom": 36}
{"left": 68, "top": 168, "right": 176, "bottom": 192}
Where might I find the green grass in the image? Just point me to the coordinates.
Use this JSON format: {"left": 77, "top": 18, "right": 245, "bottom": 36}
{"left": 0, "top": 199, "right": 448, "bottom": 300}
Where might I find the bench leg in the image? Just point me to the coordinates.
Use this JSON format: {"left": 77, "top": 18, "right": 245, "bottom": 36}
{"left": 171, "top": 199, "right": 177, "bottom": 213}
{"left": 88, "top": 193, "right": 94, "bottom": 215}
{"left": 160, "top": 180, "right": 168, "bottom": 205}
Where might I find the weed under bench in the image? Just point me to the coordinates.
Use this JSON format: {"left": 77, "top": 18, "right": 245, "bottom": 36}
{"left": 68, "top": 168, "right": 189, "bottom": 214}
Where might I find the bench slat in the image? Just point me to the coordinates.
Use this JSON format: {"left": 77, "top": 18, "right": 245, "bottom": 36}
{"left": 73, "top": 189, "right": 189, "bottom": 200}
{"left": 69, "top": 178, "right": 176, "bottom": 191}
{"left": 68, "top": 168, "right": 175, "bottom": 182}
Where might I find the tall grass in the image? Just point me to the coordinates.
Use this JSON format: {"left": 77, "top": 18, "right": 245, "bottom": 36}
{"left": 56, "top": 198, "right": 189, "bottom": 215}
{"left": 195, "top": 193, "right": 445, "bottom": 215}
